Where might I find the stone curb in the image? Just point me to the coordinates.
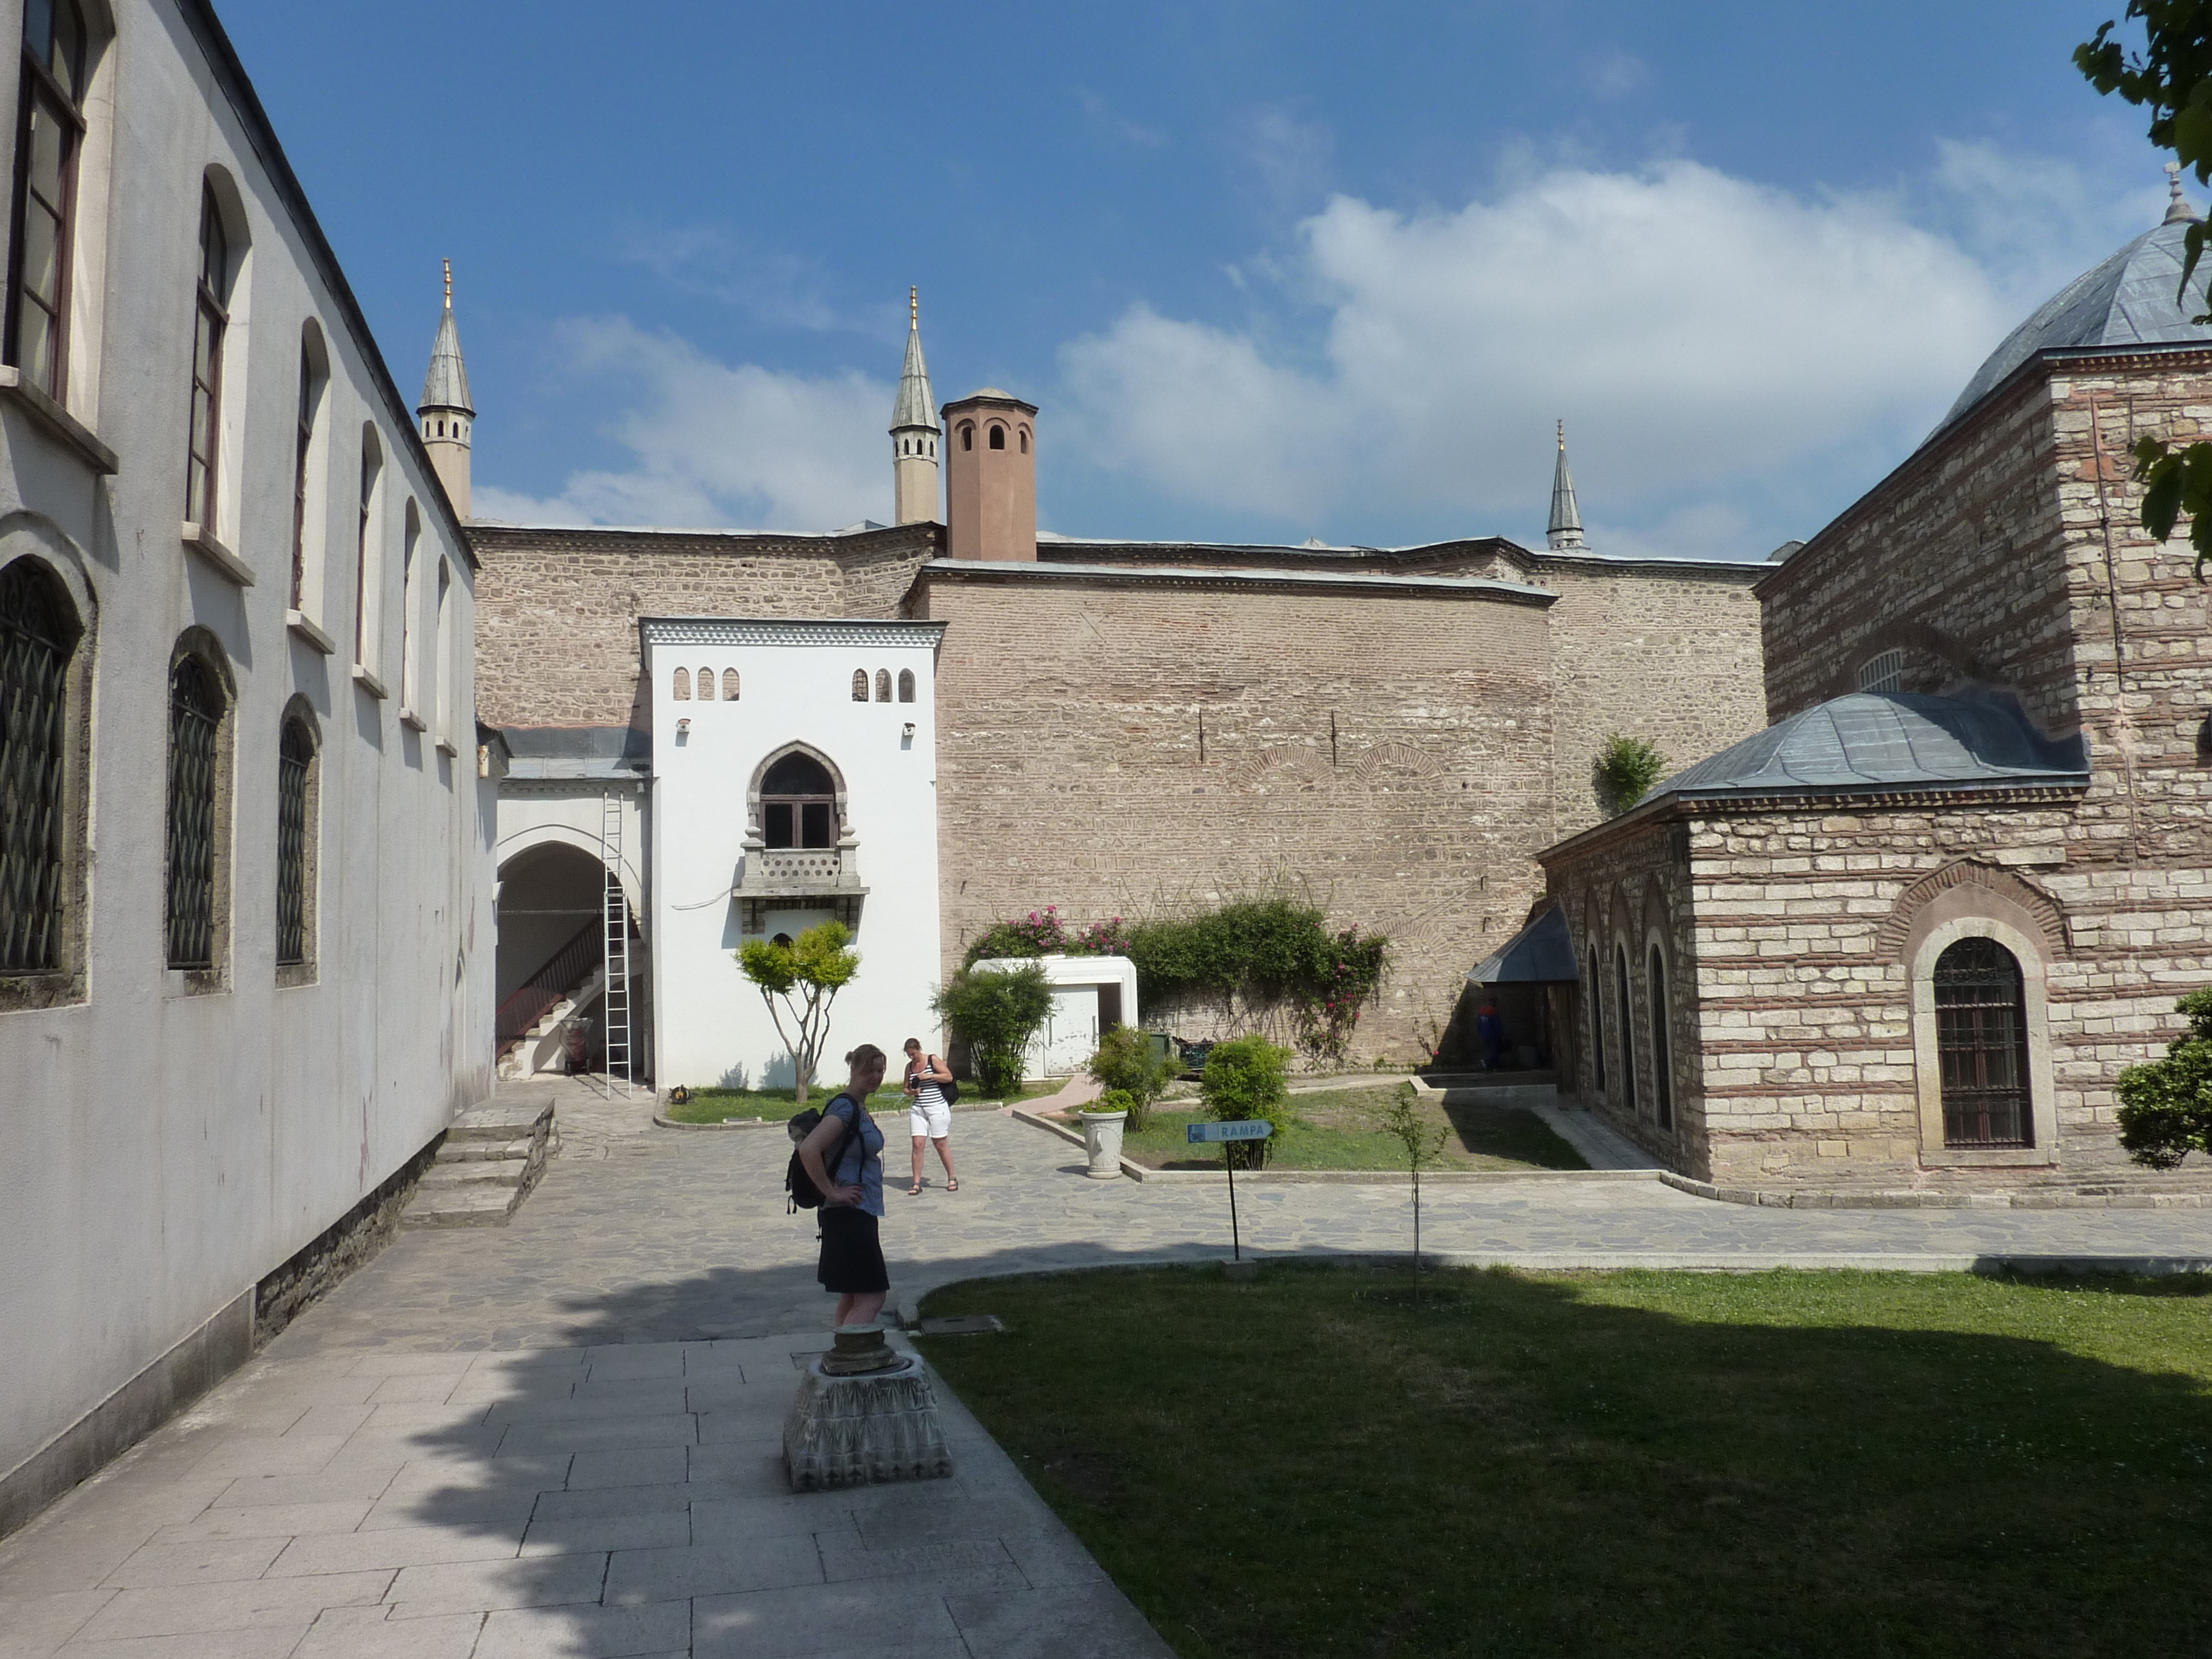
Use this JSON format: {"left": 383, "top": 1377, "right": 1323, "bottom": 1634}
{"left": 1658, "top": 1170, "right": 2212, "bottom": 1211}
{"left": 652, "top": 1113, "right": 780, "bottom": 1130}
{"left": 1008, "top": 1107, "right": 1657, "bottom": 1185}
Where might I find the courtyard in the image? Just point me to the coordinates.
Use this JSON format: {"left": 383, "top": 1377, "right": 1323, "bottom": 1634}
{"left": 3, "top": 1088, "right": 2211, "bottom": 1657}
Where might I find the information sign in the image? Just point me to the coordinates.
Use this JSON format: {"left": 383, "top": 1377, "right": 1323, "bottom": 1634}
{"left": 1185, "top": 1119, "right": 1274, "bottom": 1144}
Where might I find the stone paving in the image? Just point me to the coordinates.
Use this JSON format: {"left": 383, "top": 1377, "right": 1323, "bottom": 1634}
{"left": 6, "top": 1077, "right": 2212, "bottom": 1657}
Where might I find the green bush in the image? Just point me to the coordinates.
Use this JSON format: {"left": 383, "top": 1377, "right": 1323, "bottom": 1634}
{"left": 933, "top": 964, "right": 1053, "bottom": 1098}
{"left": 1593, "top": 735, "right": 1668, "bottom": 816}
{"left": 2116, "top": 987, "right": 2212, "bottom": 1169}
{"left": 1201, "top": 1034, "right": 1292, "bottom": 1168}
{"left": 1087, "top": 1025, "right": 1173, "bottom": 1130}
{"left": 1126, "top": 899, "right": 1389, "bottom": 1061}
{"left": 1090, "top": 1088, "right": 1138, "bottom": 1119}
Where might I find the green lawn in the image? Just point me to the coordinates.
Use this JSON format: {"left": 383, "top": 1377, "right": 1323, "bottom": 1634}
{"left": 659, "top": 1078, "right": 1064, "bottom": 1123}
{"left": 1112, "top": 1089, "right": 1587, "bottom": 1171}
{"left": 916, "top": 1264, "right": 2212, "bottom": 1658}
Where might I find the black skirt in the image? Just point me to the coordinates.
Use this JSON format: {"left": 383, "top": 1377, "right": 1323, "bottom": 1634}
{"left": 816, "top": 1206, "right": 889, "bottom": 1295}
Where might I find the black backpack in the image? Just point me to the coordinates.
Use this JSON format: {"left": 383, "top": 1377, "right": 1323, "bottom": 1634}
{"left": 914, "top": 1056, "right": 959, "bottom": 1107}
{"left": 785, "top": 1094, "right": 861, "bottom": 1212}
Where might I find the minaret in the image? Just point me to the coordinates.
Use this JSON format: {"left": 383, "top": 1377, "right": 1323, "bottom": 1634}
{"left": 419, "top": 260, "right": 474, "bottom": 519}
{"left": 1547, "top": 420, "right": 1584, "bottom": 551}
{"left": 891, "top": 287, "right": 940, "bottom": 525}
{"left": 2166, "top": 159, "right": 2200, "bottom": 225}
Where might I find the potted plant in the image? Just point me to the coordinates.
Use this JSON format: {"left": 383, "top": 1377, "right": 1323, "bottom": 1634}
{"left": 1076, "top": 1088, "right": 1135, "bottom": 1179}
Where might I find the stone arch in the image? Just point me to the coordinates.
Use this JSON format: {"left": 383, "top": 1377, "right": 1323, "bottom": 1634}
{"left": 1352, "top": 739, "right": 1440, "bottom": 783}
{"left": 745, "top": 740, "right": 852, "bottom": 840}
{"left": 0, "top": 525, "right": 94, "bottom": 1002}
{"left": 494, "top": 822, "right": 644, "bottom": 922}
{"left": 1876, "top": 859, "right": 2068, "bottom": 961}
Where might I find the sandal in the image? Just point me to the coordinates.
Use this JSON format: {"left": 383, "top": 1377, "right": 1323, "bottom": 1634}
{"left": 945, "top": 1178, "right": 959, "bottom": 1192}
{"left": 907, "top": 1182, "right": 923, "bottom": 1197}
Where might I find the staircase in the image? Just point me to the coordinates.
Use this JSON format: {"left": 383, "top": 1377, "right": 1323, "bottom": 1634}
{"left": 497, "top": 965, "right": 606, "bottom": 1081}
{"left": 495, "top": 923, "right": 603, "bottom": 1081}
{"left": 401, "top": 1094, "right": 558, "bottom": 1228}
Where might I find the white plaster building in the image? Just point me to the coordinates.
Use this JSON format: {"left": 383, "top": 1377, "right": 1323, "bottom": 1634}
{"left": 643, "top": 618, "right": 946, "bottom": 1090}
{"left": 0, "top": 0, "right": 492, "bottom": 1532}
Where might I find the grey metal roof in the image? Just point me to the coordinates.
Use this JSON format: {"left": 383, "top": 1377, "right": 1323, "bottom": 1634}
{"left": 891, "top": 298, "right": 936, "bottom": 432}
{"left": 1547, "top": 424, "right": 1583, "bottom": 550}
{"left": 1467, "top": 905, "right": 1578, "bottom": 985}
{"left": 421, "top": 302, "right": 472, "bottom": 414}
{"left": 1937, "top": 215, "right": 2212, "bottom": 436}
{"left": 1649, "top": 691, "right": 2088, "bottom": 802}
{"left": 499, "top": 725, "right": 646, "bottom": 780}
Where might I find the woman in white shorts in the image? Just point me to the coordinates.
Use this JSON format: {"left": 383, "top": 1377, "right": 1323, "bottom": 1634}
{"left": 901, "top": 1037, "right": 958, "bottom": 1195}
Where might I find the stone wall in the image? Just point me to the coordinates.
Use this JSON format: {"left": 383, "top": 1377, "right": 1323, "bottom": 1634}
{"left": 915, "top": 566, "right": 1560, "bottom": 1061}
{"left": 469, "top": 523, "right": 938, "bottom": 731}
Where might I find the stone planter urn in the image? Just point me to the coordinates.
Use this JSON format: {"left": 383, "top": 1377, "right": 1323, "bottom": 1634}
{"left": 1075, "top": 1108, "right": 1128, "bottom": 1179}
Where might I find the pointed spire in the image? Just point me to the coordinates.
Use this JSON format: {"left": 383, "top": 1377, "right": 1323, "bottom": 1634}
{"left": 420, "top": 258, "right": 472, "bottom": 415}
{"left": 1547, "top": 420, "right": 1584, "bottom": 551}
{"left": 2167, "top": 160, "right": 2200, "bottom": 225}
{"left": 891, "top": 286, "right": 936, "bottom": 433}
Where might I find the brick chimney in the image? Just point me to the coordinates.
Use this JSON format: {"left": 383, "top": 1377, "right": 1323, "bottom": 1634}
{"left": 941, "top": 389, "right": 1036, "bottom": 561}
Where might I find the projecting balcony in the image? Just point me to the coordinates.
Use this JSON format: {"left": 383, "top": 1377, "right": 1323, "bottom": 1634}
{"left": 732, "top": 839, "right": 868, "bottom": 931}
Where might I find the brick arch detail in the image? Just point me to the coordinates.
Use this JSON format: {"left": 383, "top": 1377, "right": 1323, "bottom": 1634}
{"left": 1821, "top": 620, "right": 1991, "bottom": 702}
{"left": 1875, "top": 859, "right": 2068, "bottom": 959}
{"left": 1352, "top": 739, "right": 1440, "bottom": 782}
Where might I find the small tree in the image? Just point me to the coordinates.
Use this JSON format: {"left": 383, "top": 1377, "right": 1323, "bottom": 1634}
{"left": 736, "top": 920, "right": 859, "bottom": 1107}
{"left": 1201, "top": 1034, "right": 1292, "bottom": 1168}
{"left": 2116, "top": 987, "right": 2212, "bottom": 1168}
{"left": 1593, "top": 735, "right": 1667, "bottom": 816}
{"left": 934, "top": 963, "right": 1053, "bottom": 1098}
{"left": 1371, "top": 1082, "right": 1450, "bottom": 1302}
{"left": 1087, "top": 1025, "right": 1173, "bottom": 1130}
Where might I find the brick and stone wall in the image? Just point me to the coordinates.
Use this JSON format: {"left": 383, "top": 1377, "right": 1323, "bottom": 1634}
{"left": 914, "top": 566, "right": 1560, "bottom": 1061}
{"left": 469, "top": 523, "right": 938, "bottom": 731}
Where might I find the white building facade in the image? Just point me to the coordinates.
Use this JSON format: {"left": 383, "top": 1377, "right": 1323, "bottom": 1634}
{"left": 643, "top": 618, "right": 945, "bottom": 1090}
{"left": 0, "top": 0, "right": 492, "bottom": 1532}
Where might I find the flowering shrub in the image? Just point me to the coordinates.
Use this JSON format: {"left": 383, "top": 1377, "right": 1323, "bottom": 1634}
{"left": 1071, "top": 917, "right": 1133, "bottom": 957}
{"left": 962, "top": 908, "right": 1132, "bottom": 967}
{"left": 1293, "top": 925, "right": 1392, "bottom": 1064}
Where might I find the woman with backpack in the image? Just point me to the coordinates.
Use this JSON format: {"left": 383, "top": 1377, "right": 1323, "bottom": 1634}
{"left": 902, "top": 1037, "right": 959, "bottom": 1196}
{"left": 794, "top": 1044, "right": 890, "bottom": 1327}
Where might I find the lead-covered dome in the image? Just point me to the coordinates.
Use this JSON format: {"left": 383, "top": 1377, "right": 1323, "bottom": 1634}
{"left": 1937, "top": 214, "right": 2212, "bottom": 437}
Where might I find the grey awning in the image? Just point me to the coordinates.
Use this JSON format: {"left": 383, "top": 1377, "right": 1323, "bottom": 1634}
{"left": 1467, "top": 905, "right": 1578, "bottom": 985}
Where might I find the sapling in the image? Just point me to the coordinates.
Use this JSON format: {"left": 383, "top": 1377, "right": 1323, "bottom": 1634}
{"left": 1372, "top": 1081, "right": 1450, "bottom": 1301}
{"left": 735, "top": 920, "right": 859, "bottom": 1107}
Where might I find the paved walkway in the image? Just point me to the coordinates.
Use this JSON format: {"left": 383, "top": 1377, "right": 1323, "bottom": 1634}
{"left": 7, "top": 1080, "right": 2212, "bottom": 1657}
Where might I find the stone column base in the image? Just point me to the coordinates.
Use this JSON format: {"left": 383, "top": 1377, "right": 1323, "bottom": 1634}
{"left": 783, "top": 1353, "right": 953, "bottom": 1491}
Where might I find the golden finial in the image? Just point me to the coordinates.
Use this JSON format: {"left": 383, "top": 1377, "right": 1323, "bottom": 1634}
{"left": 910, "top": 286, "right": 919, "bottom": 329}
{"left": 1557, "top": 419, "right": 1566, "bottom": 451}
{"left": 443, "top": 258, "right": 452, "bottom": 307}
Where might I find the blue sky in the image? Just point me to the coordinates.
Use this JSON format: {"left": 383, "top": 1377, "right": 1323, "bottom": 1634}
{"left": 221, "top": 1, "right": 2165, "bottom": 557}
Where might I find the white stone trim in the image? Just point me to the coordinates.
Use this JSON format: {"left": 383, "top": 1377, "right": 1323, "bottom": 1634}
{"left": 1910, "top": 913, "right": 2059, "bottom": 1167}
{"left": 641, "top": 618, "right": 948, "bottom": 649}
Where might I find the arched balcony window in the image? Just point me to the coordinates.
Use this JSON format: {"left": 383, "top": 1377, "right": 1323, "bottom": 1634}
{"left": 1934, "top": 937, "right": 2032, "bottom": 1147}
{"left": 760, "top": 751, "right": 838, "bottom": 850}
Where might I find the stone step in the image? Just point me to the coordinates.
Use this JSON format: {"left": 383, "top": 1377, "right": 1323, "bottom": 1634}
{"left": 401, "top": 1186, "right": 523, "bottom": 1228}
{"left": 447, "top": 1097, "right": 555, "bottom": 1141}
{"left": 438, "top": 1135, "right": 537, "bottom": 1164}
{"left": 420, "top": 1157, "right": 530, "bottom": 1189}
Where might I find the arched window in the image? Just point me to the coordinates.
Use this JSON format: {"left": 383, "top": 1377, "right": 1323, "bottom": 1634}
{"left": 760, "top": 751, "right": 837, "bottom": 850}
{"left": 1614, "top": 944, "right": 1638, "bottom": 1114}
{"left": 1586, "top": 947, "right": 1604, "bottom": 1094}
{"left": 290, "top": 332, "right": 326, "bottom": 612}
{"left": 722, "top": 669, "right": 739, "bottom": 701}
{"left": 875, "top": 668, "right": 891, "bottom": 702}
{"left": 1019, "top": 426, "right": 1030, "bottom": 455}
{"left": 897, "top": 668, "right": 914, "bottom": 703}
{"left": 851, "top": 669, "right": 868, "bottom": 702}
{"left": 354, "top": 427, "right": 381, "bottom": 667}
{"left": 1934, "top": 937, "right": 2032, "bottom": 1147}
{"left": 276, "top": 716, "right": 315, "bottom": 968}
{"left": 959, "top": 422, "right": 973, "bottom": 451}
{"left": 434, "top": 560, "right": 453, "bottom": 737}
{"left": 1649, "top": 943, "right": 1673, "bottom": 1130}
{"left": 695, "top": 663, "right": 714, "bottom": 702}
{"left": 0, "top": 558, "right": 76, "bottom": 973}
{"left": 8, "top": 0, "right": 86, "bottom": 401}
{"left": 988, "top": 424, "right": 1005, "bottom": 451}
{"left": 166, "top": 651, "right": 226, "bottom": 970}
{"left": 398, "top": 501, "right": 422, "bottom": 715}
{"left": 184, "top": 183, "right": 232, "bottom": 529}
{"left": 672, "top": 666, "right": 690, "bottom": 700}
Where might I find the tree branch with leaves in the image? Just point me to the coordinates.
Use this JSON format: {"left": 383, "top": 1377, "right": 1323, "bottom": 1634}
{"left": 736, "top": 920, "right": 859, "bottom": 1106}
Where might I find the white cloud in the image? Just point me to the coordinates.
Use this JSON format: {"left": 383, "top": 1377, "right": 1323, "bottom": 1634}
{"left": 1590, "top": 52, "right": 1649, "bottom": 99}
{"left": 1057, "top": 156, "right": 2077, "bottom": 553}
{"left": 475, "top": 318, "right": 891, "bottom": 532}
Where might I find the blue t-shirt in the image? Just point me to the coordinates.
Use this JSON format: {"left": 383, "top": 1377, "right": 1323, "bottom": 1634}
{"left": 822, "top": 1093, "right": 884, "bottom": 1218}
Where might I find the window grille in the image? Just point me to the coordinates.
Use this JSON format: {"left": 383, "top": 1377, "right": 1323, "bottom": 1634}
{"left": 722, "top": 669, "right": 739, "bottom": 701}
{"left": 165, "top": 654, "right": 222, "bottom": 969}
{"left": 275, "top": 720, "right": 311, "bottom": 965}
{"left": 1649, "top": 943, "right": 1673, "bottom": 1130}
{"left": 1587, "top": 949, "right": 1604, "bottom": 1092}
{"left": 672, "top": 667, "right": 689, "bottom": 700}
{"left": 695, "top": 663, "right": 714, "bottom": 702}
{"left": 7, "top": 0, "right": 85, "bottom": 401}
{"left": 0, "top": 560, "right": 70, "bottom": 972}
{"left": 875, "top": 669, "right": 891, "bottom": 702}
{"left": 1857, "top": 649, "right": 1904, "bottom": 694}
{"left": 851, "top": 669, "right": 868, "bottom": 702}
{"left": 1934, "top": 937, "right": 2032, "bottom": 1147}
{"left": 897, "top": 668, "right": 914, "bottom": 703}
{"left": 185, "top": 185, "right": 229, "bottom": 527}
{"left": 1615, "top": 945, "right": 1638, "bottom": 1113}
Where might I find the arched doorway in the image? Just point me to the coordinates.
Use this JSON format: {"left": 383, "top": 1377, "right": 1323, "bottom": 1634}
{"left": 495, "top": 842, "right": 638, "bottom": 1077}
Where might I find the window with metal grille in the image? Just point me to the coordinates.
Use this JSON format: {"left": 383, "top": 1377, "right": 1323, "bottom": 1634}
{"left": 875, "top": 669, "right": 891, "bottom": 702}
{"left": 1649, "top": 943, "right": 1673, "bottom": 1130}
{"left": 185, "top": 184, "right": 229, "bottom": 528}
{"left": 1, "top": 558, "right": 73, "bottom": 973}
{"left": 1856, "top": 649, "right": 1904, "bottom": 694}
{"left": 165, "top": 654, "right": 223, "bottom": 969}
{"left": 1615, "top": 945, "right": 1638, "bottom": 1113}
{"left": 7, "top": 0, "right": 85, "bottom": 403}
{"left": 897, "top": 669, "right": 914, "bottom": 703}
{"left": 722, "top": 669, "right": 739, "bottom": 701}
{"left": 276, "top": 719, "right": 312, "bottom": 966}
{"left": 850, "top": 669, "right": 867, "bottom": 702}
{"left": 1934, "top": 936, "right": 2033, "bottom": 1147}
{"left": 1586, "top": 948, "right": 1604, "bottom": 1093}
